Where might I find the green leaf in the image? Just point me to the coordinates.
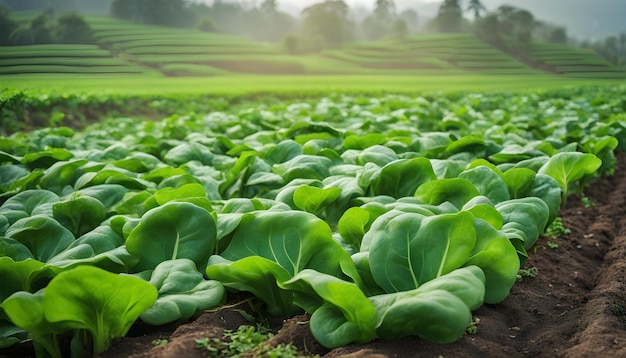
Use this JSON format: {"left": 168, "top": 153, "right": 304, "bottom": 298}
{"left": 538, "top": 152, "right": 602, "bottom": 198}
{"left": 356, "top": 145, "right": 398, "bottom": 166}
{"left": 0, "top": 320, "right": 28, "bottom": 349}
{"left": 293, "top": 186, "right": 341, "bottom": 216}
{"left": 52, "top": 196, "right": 107, "bottom": 237}
{"left": 459, "top": 166, "right": 509, "bottom": 204}
{"left": 163, "top": 143, "right": 213, "bottom": 166}
{"left": 370, "top": 158, "right": 436, "bottom": 198}
{"left": 414, "top": 178, "right": 480, "bottom": 210}
{"left": 368, "top": 211, "right": 476, "bottom": 292}
{"left": 38, "top": 159, "right": 87, "bottom": 195}
{"left": 3, "top": 290, "right": 63, "bottom": 358}
{"left": 46, "top": 225, "right": 137, "bottom": 272}
{"left": 0, "top": 190, "right": 59, "bottom": 225}
{"left": 5, "top": 215, "right": 74, "bottom": 262}
{"left": 141, "top": 259, "right": 225, "bottom": 325}
{"left": 497, "top": 197, "right": 550, "bottom": 250}
{"left": 206, "top": 256, "right": 296, "bottom": 316}
{"left": 338, "top": 207, "right": 370, "bottom": 251}
{"left": 464, "top": 219, "right": 519, "bottom": 304}
{"left": 0, "top": 257, "right": 56, "bottom": 301}
{"left": 502, "top": 168, "right": 536, "bottom": 199}
{"left": 43, "top": 266, "right": 158, "bottom": 355}
{"left": 343, "top": 133, "right": 388, "bottom": 150}
{"left": 279, "top": 270, "right": 378, "bottom": 348}
{"left": 126, "top": 202, "right": 217, "bottom": 272}
{"left": 369, "top": 266, "right": 485, "bottom": 343}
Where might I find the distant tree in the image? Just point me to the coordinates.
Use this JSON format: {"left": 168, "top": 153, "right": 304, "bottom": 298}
{"left": 260, "top": 0, "right": 277, "bottom": 13}
{"left": 546, "top": 26, "right": 568, "bottom": 44}
{"left": 399, "top": 9, "right": 418, "bottom": 33}
{"left": 467, "top": 0, "right": 486, "bottom": 20}
{"left": 361, "top": 0, "right": 396, "bottom": 41}
{"left": 110, "top": 0, "right": 141, "bottom": 21}
{"left": 28, "top": 12, "right": 53, "bottom": 43}
{"left": 55, "top": 13, "right": 92, "bottom": 43}
{"left": 110, "top": 0, "right": 193, "bottom": 28}
{"left": 437, "top": 0, "right": 463, "bottom": 33}
{"left": 373, "top": 0, "right": 395, "bottom": 19}
{"left": 475, "top": 12, "right": 500, "bottom": 44}
{"left": 0, "top": 5, "right": 17, "bottom": 45}
{"left": 390, "top": 18, "right": 408, "bottom": 39}
{"left": 301, "top": 0, "right": 353, "bottom": 50}
{"left": 197, "top": 17, "right": 217, "bottom": 32}
{"left": 282, "top": 33, "right": 299, "bottom": 54}
{"left": 475, "top": 5, "right": 536, "bottom": 51}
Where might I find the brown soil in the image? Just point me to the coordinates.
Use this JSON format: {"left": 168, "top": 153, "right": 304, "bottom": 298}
{"left": 3, "top": 155, "right": 626, "bottom": 358}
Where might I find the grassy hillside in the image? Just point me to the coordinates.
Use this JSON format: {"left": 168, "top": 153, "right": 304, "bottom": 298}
{"left": 526, "top": 41, "right": 626, "bottom": 79}
{"left": 0, "top": 14, "right": 625, "bottom": 95}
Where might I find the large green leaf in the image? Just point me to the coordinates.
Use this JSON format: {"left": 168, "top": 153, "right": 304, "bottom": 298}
{"left": 0, "top": 257, "right": 56, "bottom": 301}
{"left": 414, "top": 178, "right": 480, "bottom": 210}
{"left": 369, "top": 266, "right": 485, "bottom": 343}
{"left": 52, "top": 196, "right": 107, "bottom": 237}
{"left": 5, "top": 215, "right": 74, "bottom": 262}
{"left": 279, "top": 270, "right": 378, "bottom": 348}
{"left": 293, "top": 185, "right": 341, "bottom": 217}
{"left": 2, "top": 290, "right": 63, "bottom": 358}
{"left": 464, "top": 219, "right": 519, "bottom": 304}
{"left": 141, "top": 259, "right": 225, "bottom": 325}
{"left": 368, "top": 211, "right": 476, "bottom": 292}
{"left": 206, "top": 255, "right": 296, "bottom": 316}
{"left": 370, "top": 158, "right": 436, "bottom": 198}
{"left": 0, "top": 190, "right": 59, "bottom": 225}
{"left": 497, "top": 197, "right": 550, "bottom": 250}
{"left": 43, "top": 266, "right": 158, "bottom": 355}
{"left": 126, "top": 202, "right": 217, "bottom": 272}
{"left": 459, "top": 166, "right": 509, "bottom": 204}
{"left": 538, "top": 152, "right": 602, "bottom": 198}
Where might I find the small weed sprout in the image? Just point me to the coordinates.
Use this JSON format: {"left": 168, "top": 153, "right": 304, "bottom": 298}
{"left": 547, "top": 241, "right": 559, "bottom": 249}
{"left": 195, "top": 324, "right": 313, "bottom": 358}
{"left": 581, "top": 195, "right": 594, "bottom": 208}
{"left": 151, "top": 338, "right": 168, "bottom": 346}
{"left": 516, "top": 267, "right": 538, "bottom": 282}
{"left": 466, "top": 316, "right": 480, "bottom": 335}
{"left": 544, "top": 217, "right": 571, "bottom": 238}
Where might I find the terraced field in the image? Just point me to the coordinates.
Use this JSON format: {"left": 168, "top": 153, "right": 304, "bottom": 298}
{"left": 0, "top": 14, "right": 625, "bottom": 81}
{"left": 0, "top": 44, "right": 148, "bottom": 75}
{"left": 330, "top": 33, "right": 540, "bottom": 76}
{"left": 527, "top": 41, "right": 626, "bottom": 79}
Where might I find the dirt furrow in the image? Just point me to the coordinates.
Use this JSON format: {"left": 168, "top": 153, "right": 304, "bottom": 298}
{"left": 561, "top": 163, "right": 626, "bottom": 357}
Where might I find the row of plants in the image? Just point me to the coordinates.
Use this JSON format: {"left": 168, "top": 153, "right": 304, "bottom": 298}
{"left": 0, "top": 87, "right": 625, "bottom": 357}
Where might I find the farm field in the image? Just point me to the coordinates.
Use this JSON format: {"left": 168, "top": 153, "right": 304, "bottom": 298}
{"left": 2, "top": 8, "right": 626, "bottom": 358}
{"left": 1, "top": 85, "right": 625, "bottom": 358}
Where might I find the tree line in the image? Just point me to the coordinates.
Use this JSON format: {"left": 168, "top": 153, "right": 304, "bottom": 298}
{"left": 0, "top": 7, "right": 92, "bottom": 45}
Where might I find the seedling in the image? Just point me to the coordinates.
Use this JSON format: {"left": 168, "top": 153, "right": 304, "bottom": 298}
{"left": 544, "top": 217, "right": 571, "bottom": 238}
{"left": 466, "top": 317, "right": 481, "bottom": 335}
{"left": 516, "top": 267, "right": 538, "bottom": 282}
{"left": 152, "top": 339, "right": 168, "bottom": 346}
{"left": 547, "top": 241, "right": 559, "bottom": 249}
{"left": 581, "top": 195, "right": 594, "bottom": 208}
{"left": 195, "top": 325, "right": 309, "bottom": 358}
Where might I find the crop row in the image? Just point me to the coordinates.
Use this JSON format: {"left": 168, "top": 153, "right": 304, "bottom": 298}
{"left": 0, "top": 88, "right": 625, "bottom": 356}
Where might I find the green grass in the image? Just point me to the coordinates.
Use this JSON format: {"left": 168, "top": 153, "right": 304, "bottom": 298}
{"left": 0, "top": 73, "right": 617, "bottom": 97}
{"left": 0, "top": 44, "right": 112, "bottom": 58}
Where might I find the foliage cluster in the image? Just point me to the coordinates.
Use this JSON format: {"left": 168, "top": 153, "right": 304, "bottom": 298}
{"left": 0, "top": 87, "right": 623, "bottom": 356}
{"left": 0, "top": 7, "right": 92, "bottom": 45}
